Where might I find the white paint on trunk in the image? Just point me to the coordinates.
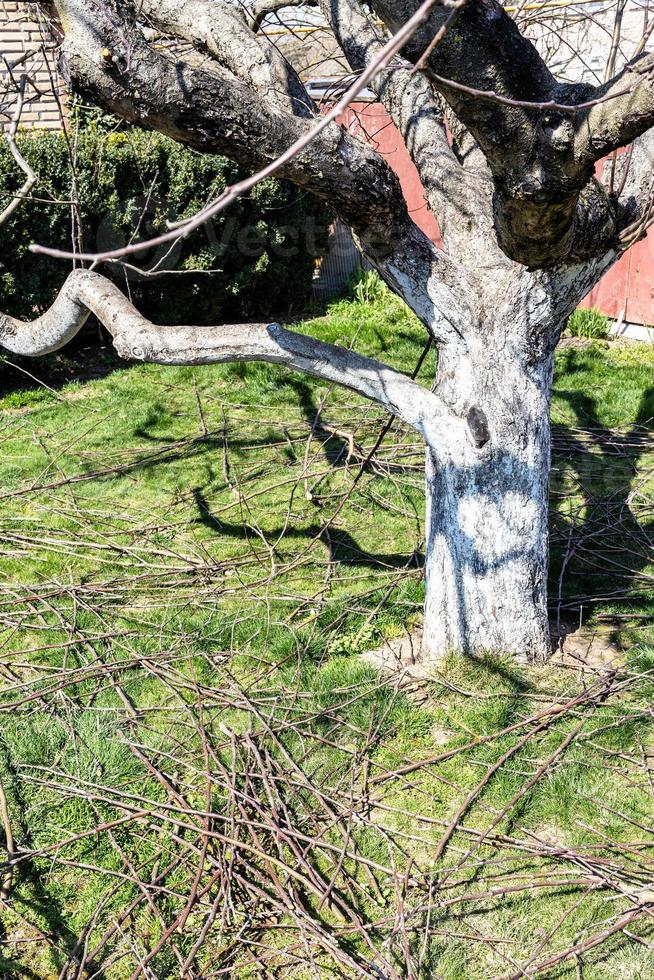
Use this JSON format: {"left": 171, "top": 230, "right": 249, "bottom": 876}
{"left": 0, "top": 267, "right": 595, "bottom": 668}
{"left": 419, "top": 326, "right": 555, "bottom": 665}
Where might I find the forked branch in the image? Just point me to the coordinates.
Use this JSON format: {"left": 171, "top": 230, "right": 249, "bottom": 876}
{"left": 0, "top": 75, "right": 38, "bottom": 227}
{"left": 137, "top": 0, "right": 312, "bottom": 117}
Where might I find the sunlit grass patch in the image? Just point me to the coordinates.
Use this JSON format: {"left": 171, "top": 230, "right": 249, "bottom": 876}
{"left": 0, "top": 287, "right": 651, "bottom": 976}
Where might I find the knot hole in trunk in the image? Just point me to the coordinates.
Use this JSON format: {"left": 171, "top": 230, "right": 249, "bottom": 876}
{"left": 466, "top": 406, "right": 490, "bottom": 449}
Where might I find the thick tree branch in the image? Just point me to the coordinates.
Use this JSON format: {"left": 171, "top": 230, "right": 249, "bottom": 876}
{"left": 367, "top": 0, "right": 621, "bottom": 268}
{"left": 0, "top": 270, "right": 454, "bottom": 441}
{"left": 53, "top": 0, "right": 408, "bottom": 252}
{"left": 610, "top": 129, "right": 654, "bottom": 244}
{"left": 374, "top": 221, "right": 478, "bottom": 347}
{"left": 138, "top": 0, "right": 312, "bottom": 118}
{"left": 318, "top": 0, "right": 499, "bottom": 266}
{"left": 499, "top": 248, "right": 618, "bottom": 352}
{"left": 48, "top": 0, "right": 478, "bottom": 345}
{"left": 369, "top": 0, "right": 557, "bottom": 171}
{"left": 583, "top": 52, "right": 654, "bottom": 163}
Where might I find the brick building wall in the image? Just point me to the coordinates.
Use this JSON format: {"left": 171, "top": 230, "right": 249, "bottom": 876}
{"left": 0, "top": 1, "right": 61, "bottom": 130}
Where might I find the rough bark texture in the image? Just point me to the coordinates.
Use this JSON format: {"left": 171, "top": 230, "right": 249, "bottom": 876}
{"left": 423, "top": 335, "right": 554, "bottom": 662}
{"left": 9, "top": 0, "right": 654, "bottom": 665}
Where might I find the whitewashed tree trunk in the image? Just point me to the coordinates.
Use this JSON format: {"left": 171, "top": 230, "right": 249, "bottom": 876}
{"left": 0, "top": 265, "right": 567, "bottom": 666}
{"left": 7, "top": 0, "right": 653, "bottom": 671}
{"left": 420, "top": 313, "right": 557, "bottom": 664}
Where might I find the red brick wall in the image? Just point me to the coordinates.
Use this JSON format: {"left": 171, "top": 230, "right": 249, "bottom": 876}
{"left": 0, "top": 2, "right": 61, "bottom": 130}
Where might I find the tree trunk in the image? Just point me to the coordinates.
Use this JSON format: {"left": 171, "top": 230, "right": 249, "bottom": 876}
{"left": 420, "top": 328, "right": 556, "bottom": 665}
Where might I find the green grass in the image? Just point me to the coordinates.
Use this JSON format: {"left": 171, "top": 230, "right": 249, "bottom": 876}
{"left": 0, "top": 286, "right": 651, "bottom": 977}
{"left": 567, "top": 307, "right": 610, "bottom": 340}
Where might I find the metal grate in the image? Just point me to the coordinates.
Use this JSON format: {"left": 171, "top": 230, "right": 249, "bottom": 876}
{"left": 312, "top": 219, "right": 362, "bottom": 301}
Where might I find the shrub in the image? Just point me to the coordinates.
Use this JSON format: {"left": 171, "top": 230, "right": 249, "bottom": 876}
{"left": 0, "top": 118, "right": 329, "bottom": 325}
{"left": 567, "top": 307, "right": 610, "bottom": 340}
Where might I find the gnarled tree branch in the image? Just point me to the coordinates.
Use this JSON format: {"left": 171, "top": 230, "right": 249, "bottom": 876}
{"left": 138, "top": 0, "right": 313, "bottom": 117}
{"left": 53, "top": 0, "right": 408, "bottom": 251}
{"left": 367, "top": 0, "right": 623, "bottom": 267}
{"left": 48, "top": 0, "right": 478, "bottom": 346}
{"left": 0, "top": 269, "right": 456, "bottom": 441}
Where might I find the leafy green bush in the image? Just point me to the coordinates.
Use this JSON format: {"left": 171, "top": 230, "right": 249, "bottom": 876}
{"left": 0, "top": 119, "right": 329, "bottom": 325}
{"left": 567, "top": 307, "right": 610, "bottom": 340}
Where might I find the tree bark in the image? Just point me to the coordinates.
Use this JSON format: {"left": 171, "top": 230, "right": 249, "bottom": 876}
{"left": 420, "top": 318, "right": 556, "bottom": 664}
{"left": 25, "top": 0, "right": 654, "bottom": 666}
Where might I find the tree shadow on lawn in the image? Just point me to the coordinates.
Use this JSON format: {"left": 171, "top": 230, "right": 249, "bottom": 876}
{"left": 46, "top": 354, "right": 651, "bottom": 640}
{"left": 129, "top": 373, "right": 414, "bottom": 476}
{"left": 549, "top": 379, "right": 654, "bottom": 640}
{"left": 188, "top": 374, "right": 654, "bottom": 638}
{"left": 192, "top": 487, "right": 423, "bottom": 571}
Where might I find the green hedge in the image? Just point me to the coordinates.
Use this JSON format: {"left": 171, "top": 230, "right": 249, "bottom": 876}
{"left": 0, "top": 120, "right": 329, "bottom": 325}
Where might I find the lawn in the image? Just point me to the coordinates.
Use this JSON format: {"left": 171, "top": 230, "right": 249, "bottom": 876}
{"left": 0, "top": 284, "right": 652, "bottom": 978}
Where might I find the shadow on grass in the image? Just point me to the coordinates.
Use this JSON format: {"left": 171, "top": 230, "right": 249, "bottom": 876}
{"left": 0, "top": 747, "right": 103, "bottom": 979}
{"left": 549, "top": 377, "right": 654, "bottom": 632}
{"left": 192, "top": 487, "right": 423, "bottom": 570}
